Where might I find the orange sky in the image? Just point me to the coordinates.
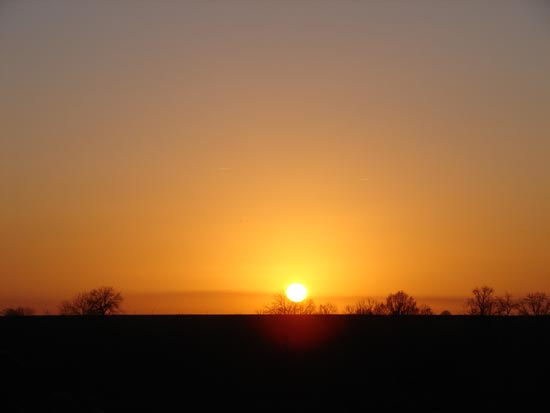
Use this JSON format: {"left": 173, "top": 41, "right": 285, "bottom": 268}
{"left": 1, "top": 1, "right": 549, "bottom": 314}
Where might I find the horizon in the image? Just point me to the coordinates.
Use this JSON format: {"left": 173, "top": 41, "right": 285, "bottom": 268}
{"left": 2, "top": 1, "right": 549, "bottom": 314}
{"left": 0, "top": 288, "right": 526, "bottom": 316}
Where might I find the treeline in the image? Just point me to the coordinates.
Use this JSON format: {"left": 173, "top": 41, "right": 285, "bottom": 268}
{"left": 258, "top": 290, "right": 434, "bottom": 315}
{"left": 464, "top": 285, "right": 550, "bottom": 316}
{"left": 1, "top": 286, "right": 123, "bottom": 317}
{"left": 259, "top": 286, "right": 550, "bottom": 316}
{"left": 2, "top": 285, "right": 550, "bottom": 316}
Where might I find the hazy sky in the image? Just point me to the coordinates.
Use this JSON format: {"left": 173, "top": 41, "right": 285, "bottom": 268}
{"left": 1, "top": 1, "right": 549, "bottom": 313}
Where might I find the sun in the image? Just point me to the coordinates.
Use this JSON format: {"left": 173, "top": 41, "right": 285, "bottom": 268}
{"left": 286, "top": 283, "right": 308, "bottom": 303}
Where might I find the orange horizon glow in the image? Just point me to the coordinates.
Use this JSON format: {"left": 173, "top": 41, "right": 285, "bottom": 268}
{"left": 1, "top": 1, "right": 549, "bottom": 315}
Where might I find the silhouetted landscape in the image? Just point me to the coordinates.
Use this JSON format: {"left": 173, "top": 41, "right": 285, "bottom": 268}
{"left": 2, "top": 315, "right": 549, "bottom": 412}
{"left": 3, "top": 2, "right": 549, "bottom": 411}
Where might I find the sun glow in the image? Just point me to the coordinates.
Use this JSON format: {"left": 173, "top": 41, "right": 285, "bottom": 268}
{"left": 286, "top": 283, "right": 308, "bottom": 302}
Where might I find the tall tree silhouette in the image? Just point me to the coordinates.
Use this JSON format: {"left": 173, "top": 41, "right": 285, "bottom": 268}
{"left": 465, "top": 286, "right": 495, "bottom": 316}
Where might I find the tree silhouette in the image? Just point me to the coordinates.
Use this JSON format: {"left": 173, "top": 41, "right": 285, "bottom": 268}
{"left": 517, "top": 292, "right": 550, "bottom": 316}
{"left": 59, "top": 286, "right": 123, "bottom": 315}
{"left": 318, "top": 302, "right": 338, "bottom": 314}
{"left": 259, "top": 292, "right": 316, "bottom": 315}
{"left": 1, "top": 306, "right": 35, "bottom": 316}
{"left": 385, "top": 291, "right": 423, "bottom": 315}
{"left": 494, "top": 292, "right": 518, "bottom": 316}
{"left": 345, "top": 298, "right": 386, "bottom": 315}
{"left": 465, "top": 286, "right": 495, "bottom": 316}
{"left": 345, "top": 293, "right": 432, "bottom": 315}
{"left": 418, "top": 304, "right": 434, "bottom": 315}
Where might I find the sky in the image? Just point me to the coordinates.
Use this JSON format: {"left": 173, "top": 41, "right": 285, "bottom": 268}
{"left": 1, "top": 1, "right": 549, "bottom": 314}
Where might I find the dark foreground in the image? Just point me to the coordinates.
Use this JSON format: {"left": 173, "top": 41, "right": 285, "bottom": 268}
{"left": 2, "top": 315, "right": 549, "bottom": 412}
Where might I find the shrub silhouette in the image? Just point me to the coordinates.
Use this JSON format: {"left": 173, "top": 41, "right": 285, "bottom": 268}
{"left": 418, "top": 304, "right": 434, "bottom": 315}
{"left": 345, "top": 298, "right": 386, "bottom": 315}
{"left": 1, "top": 307, "right": 35, "bottom": 316}
{"left": 318, "top": 302, "right": 338, "bottom": 314}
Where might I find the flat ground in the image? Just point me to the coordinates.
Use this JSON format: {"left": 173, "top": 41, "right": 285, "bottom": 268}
{"left": 1, "top": 315, "right": 549, "bottom": 412}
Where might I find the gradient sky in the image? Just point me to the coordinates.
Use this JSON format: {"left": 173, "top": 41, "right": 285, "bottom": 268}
{"left": 1, "top": 1, "right": 549, "bottom": 314}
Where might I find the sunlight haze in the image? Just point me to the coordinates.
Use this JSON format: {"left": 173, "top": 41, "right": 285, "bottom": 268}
{"left": 1, "top": 1, "right": 549, "bottom": 314}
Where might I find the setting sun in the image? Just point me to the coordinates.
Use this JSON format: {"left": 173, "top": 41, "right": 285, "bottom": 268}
{"left": 2, "top": 2, "right": 549, "bottom": 411}
{"left": 286, "top": 283, "right": 308, "bottom": 303}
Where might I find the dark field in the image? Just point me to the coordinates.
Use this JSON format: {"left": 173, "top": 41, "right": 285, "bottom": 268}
{"left": 2, "top": 315, "right": 549, "bottom": 412}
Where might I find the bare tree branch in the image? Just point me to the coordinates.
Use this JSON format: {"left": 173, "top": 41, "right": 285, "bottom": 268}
{"left": 59, "top": 287, "right": 124, "bottom": 316}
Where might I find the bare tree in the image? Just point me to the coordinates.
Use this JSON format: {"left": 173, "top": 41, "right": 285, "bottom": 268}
{"left": 318, "top": 302, "right": 338, "bottom": 314}
{"left": 418, "top": 304, "right": 434, "bottom": 315}
{"left": 260, "top": 292, "right": 317, "bottom": 315}
{"left": 345, "top": 298, "right": 386, "bottom": 315}
{"left": 518, "top": 292, "right": 550, "bottom": 316}
{"left": 59, "top": 286, "right": 124, "bottom": 315}
{"left": 385, "top": 291, "right": 420, "bottom": 315}
{"left": 1, "top": 306, "right": 35, "bottom": 316}
{"left": 494, "top": 292, "right": 518, "bottom": 316}
{"left": 465, "top": 286, "right": 495, "bottom": 316}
